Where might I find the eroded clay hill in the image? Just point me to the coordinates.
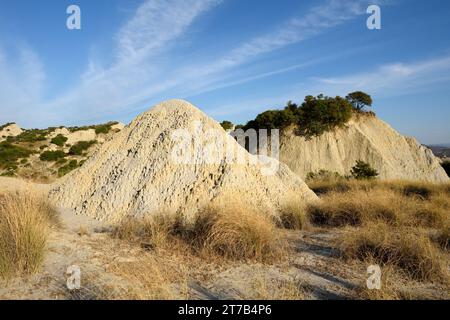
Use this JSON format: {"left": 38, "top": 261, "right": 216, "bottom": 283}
{"left": 280, "top": 114, "right": 448, "bottom": 182}
{"left": 50, "top": 100, "right": 317, "bottom": 222}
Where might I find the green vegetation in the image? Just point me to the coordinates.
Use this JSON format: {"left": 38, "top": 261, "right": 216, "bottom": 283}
{"left": 346, "top": 91, "right": 373, "bottom": 111}
{"left": 58, "top": 160, "right": 80, "bottom": 177}
{"left": 296, "top": 95, "right": 353, "bottom": 137}
{"left": 243, "top": 94, "right": 354, "bottom": 137}
{"left": 0, "top": 122, "right": 16, "bottom": 131}
{"left": 0, "top": 142, "right": 34, "bottom": 170}
{"left": 351, "top": 160, "right": 379, "bottom": 180}
{"left": 39, "top": 150, "right": 66, "bottom": 162}
{"left": 240, "top": 92, "right": 373, "bottom": 138}
{"left": 68, "top": 121, "right": 118, "bottom": 134}
{"left": 442, "top": 161, "right": 450, "bottom": 177}
{"left": 69, "top": 140, "right": 96, "bottom": 155}
{"left": 50, "top": 134, "right": 68, "bottom": 147}
{"left": 220, "top": 121, "right": 234, "bottom": 131}
{"left": 306, "top": 170, "right": 345, "bottom": 182}
{"left": 8, "top": 129, "right": 48, "bottom": 143}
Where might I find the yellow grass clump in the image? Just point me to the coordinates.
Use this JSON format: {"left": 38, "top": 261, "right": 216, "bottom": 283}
{"left": 113, "top": 197, "right": 283, "bottom": 262}
{"left": 339, "top": 222, "right": 448, "bottom": 283}
{"left": 0, "top": 189, "right": 58, "bottom": 279}
{"left": 190, "top": 201, "right": 283, "bottom": 262}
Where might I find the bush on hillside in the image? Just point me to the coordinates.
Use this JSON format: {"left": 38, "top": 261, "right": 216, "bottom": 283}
{"left": 306, "top": 170, "right": 345, "bottom": 182}
{"left": 50, "top": 134, "right": 68, "bottom": 147}
{"left": 9, "top": 129, "right": 48, "bottom": 143}
{"left": 220, "top": 121, "right": 234, "bottom": 131}
{"left": 0, "top": 142, "right": 34, "bottom": 169}
{"left": 58, "top": 160, "right": 79, "bottom": 177}
{"left": 39, "top": 150, "right": 66, "bottom": 162}
{"left": 242, "top": 94, "right": 353, "bottom": 138}
{"left": 0, "top": 122, "right": 16, "bottom": 131}
{"left": 296, "top": 95, "right": 353, "bottom": 137}
{"left": 69, "top": 140, "right": 96, "bottom": 156}
{"left": 68, "top": 122, "right": 118, "bottom": 134}
{"left": 351, "top": 160, "right": 379, "bottom": 180}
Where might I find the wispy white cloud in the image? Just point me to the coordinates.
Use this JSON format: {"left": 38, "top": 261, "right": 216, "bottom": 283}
{"left": 313, "top": 55, "right": 450, "bottom": 95}
{"left": 116, "top": 0, "right": 220, "bottom": 62}
{"left": 0, "top": 45, "right": 46, "bottom": 125}
{"left": 0, "top": 0, "right": 396, "bottom": 127}
{"left": 207, "top": 55, "right": 450, "bottom": 121}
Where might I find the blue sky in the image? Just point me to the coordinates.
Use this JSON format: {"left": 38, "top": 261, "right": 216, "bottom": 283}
{"left": 0, "top": 0, "right": 449, "bottom": 144}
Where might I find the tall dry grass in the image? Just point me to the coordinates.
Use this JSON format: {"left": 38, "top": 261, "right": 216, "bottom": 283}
{"left": 306, "top": 181, "right": 449, "bottom": 229}
{"left": 340, "top": 222, "right": 448, "bottom": 283}
{"left": 113, "top": 199, "right": 284, "bottom": 263}
{"left": 190, "top": 202, "right": 283, "bottom": 262}
{"left": 0, "top": 189, "right": 57, "bottom": 279}
{"left": 305, "top": 179, "right": 450, "bottom": 284}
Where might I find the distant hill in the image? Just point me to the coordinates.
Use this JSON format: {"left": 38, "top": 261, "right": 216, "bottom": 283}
{"left": 427, "top": 145, "right": 450, "bottom": 159}
{"left": 279, "top": 114, "right": 449, "bottom": 183}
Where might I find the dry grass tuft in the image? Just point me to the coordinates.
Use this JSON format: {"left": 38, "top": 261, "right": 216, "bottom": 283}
{"left": 246, "top": 274, "right": 305, "bottom": 300}
{"left": 307, "top": 185, "right": 449, "bottom": 229}
{"left": 307, "top": 189, "right": 400, "bottom": 227}
{"left": 190, "top": 201, "right": 283, "bottom": 262}
{"left": 107, "top": 256, "right": 190, "bottom": 300}
{"left": 279, "top": 195, "right": 310, "bottom": 230}
{"left": 112, "top": 212, "right": 185, "bottom": 251}
{"left": 0, "top": 189, "right": 58, "bottom": 279}
{"left": 113, "top": 199, "right": 283, "bottom": 262}
{"left": 340, "top": 222, "right": 448, "bottom": 283}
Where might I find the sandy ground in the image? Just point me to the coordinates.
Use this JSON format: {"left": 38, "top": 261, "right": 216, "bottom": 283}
{"left": 0, "top": 177, "right": 447, "bottom": 300}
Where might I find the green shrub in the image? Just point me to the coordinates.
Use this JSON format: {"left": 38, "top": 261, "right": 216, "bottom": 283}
{"left": 39, "top": 150, "right": 66, "bottom": 162}
{"left": 69, "top": 140, "right": 96, "bottom": 155}
{"left": 351, "top": 160, "right": 379, "bottom": 180}
{"left": 58, "top": 160, "right": 79, "bottom": 177}
{"left": 50, "top": 134, "right": 68, "bottom": 147}
{"left": 10, "top": 129, "right": 48, "bottom": 143}
{"left": 0, "top": 122, "right": 16, "bottom": 131}
{"left": 247, "top": 109, "right": 296, "bottom": 130}
{"left": 243, "top": 94, "right": 353, "bottom": 138}
{"left": 306, "top": 170, "right": 345, "bottom": 182}
{"left": 220, "top": 121, "right": 234, "bottom": 131}
{"left": 68, "top": 121, "right": 118, "bottom": 134}
{"left": 442, "top": 161, "right": 450, "bottom": 177}
{"left": 0, "top": 142, "right": 34, "bottom": 169}
{"left": 296, "top": 95, "right": 353, "bottom": 137}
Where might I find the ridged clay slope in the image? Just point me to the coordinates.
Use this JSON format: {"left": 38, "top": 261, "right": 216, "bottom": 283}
{"left": 280, "top": 114, "right": 448, "bottom": 182}
{"left": 50, "top": 100, "right": 317, "bottom": 222}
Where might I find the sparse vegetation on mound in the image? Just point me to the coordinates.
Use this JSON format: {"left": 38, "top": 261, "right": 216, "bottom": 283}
{"left": 7, "top": 129, "right": 48, "bottom": 143}
{"left": 58, "top": 160, "right": 80, "bottom": 177}
{"left": 68, "top": 121, "right": 119, "bottom": 134}
{"left": 39, "top": 150, "right": 66, "bottom": 162}
{"left": 50, "top": 134, "right": 68, "bottom": 147}
{"left": 0, "top": 189, "right": 58, "bottom": 279}
{"left": 0, "top": 122, "right": 16, "bottom": 131}
{"left": 241, "top": 92, "right": 373, "bottom": 138}
{"left": 220, "top": 121, "right": 234, "bottom": 131}
{"left": 0, "top": 142, "right": 34, "bottom": 173}
{"left": 68, "top": 140, "right": 96, "bottom": 156}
